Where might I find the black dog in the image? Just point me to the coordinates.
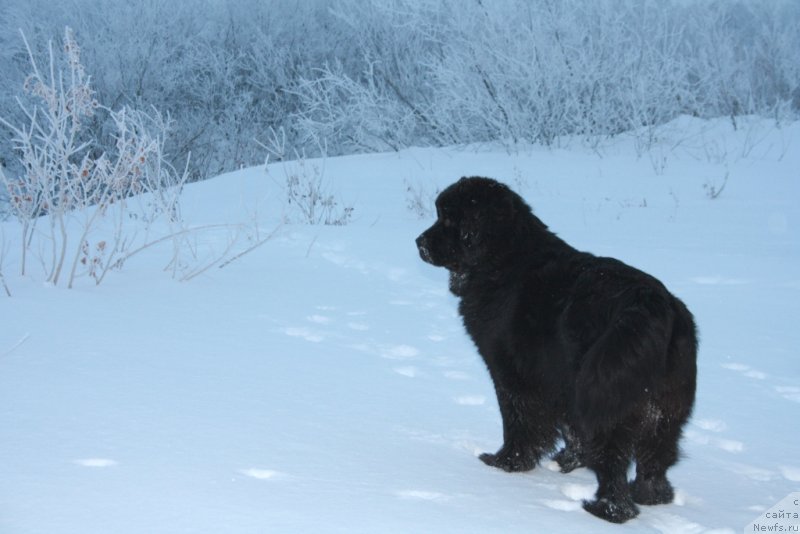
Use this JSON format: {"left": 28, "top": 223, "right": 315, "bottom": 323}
{"left": 416, "top": 177, "right": 697, "bottom": 523}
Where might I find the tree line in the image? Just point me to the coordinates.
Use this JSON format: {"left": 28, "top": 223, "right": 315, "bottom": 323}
{"left": 1, "top": 0, "right": 798, "bottom": 189}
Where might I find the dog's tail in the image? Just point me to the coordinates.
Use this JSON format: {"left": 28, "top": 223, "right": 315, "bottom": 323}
{"left": 574, "top": 287, "right": 678, "bottom": 434}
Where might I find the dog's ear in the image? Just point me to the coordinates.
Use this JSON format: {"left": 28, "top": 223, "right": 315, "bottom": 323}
{"left": 502, "top": 190, "right": 519, "bottom": 218}
{"left": 495, "top": 182, "right": 522, "bottom": 216}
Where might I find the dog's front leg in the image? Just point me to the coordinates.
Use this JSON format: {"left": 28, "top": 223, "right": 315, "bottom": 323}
{"left": 479, "top": 383, "right": 557, "bottom": 472}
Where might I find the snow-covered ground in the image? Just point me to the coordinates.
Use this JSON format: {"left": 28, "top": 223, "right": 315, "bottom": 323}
{"left": 1, "top": 117, "right": 798, "bottom": 533}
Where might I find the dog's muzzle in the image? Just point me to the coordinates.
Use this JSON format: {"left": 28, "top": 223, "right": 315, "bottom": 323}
{"left": 416, "top": 234, "right": 433, "bottom": 264}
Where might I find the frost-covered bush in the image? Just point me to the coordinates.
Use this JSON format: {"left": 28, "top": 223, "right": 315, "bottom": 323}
{"left": 0, "top": 28, "right": 187, "bottom": 288}
{"left": 310, "top": 0, "right": 800, "bottom": 153}
{"left": 269, "top": 153, "right": 354, "bottom": 227}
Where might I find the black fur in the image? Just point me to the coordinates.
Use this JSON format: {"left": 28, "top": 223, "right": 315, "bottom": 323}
{"left": 416, "top": 177, "right": 697, "bottom": 524}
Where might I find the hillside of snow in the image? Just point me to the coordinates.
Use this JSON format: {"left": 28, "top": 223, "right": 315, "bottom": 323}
{"left": 1, "top": 117, "right": 798, "bottom": 533}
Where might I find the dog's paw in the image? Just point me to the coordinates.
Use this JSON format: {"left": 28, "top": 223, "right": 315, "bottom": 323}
{"left": 553, "top": 447, "right": 585, "bottom": 473}
{"left": 582, "top": 497, "right": 639, "bottom": 523}
{"left": 479, "top": 450, "right": 537, "bottom": 472}
{"left": 630, "top": 476, "right": 674, "bottom": 505}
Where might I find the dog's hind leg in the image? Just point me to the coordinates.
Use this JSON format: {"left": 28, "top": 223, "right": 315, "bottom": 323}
{"left": 553, "top": 424, "right": 587, "bottom": 473}
{"left": 582, "top": 426, "right": 639, "bottom": 523}
{"left": 632, "top": 305, "right": 696, "bottom": 506}
{"left": 630, "top": 399, "right": 690, "bottom": 505}
{"left": 630, "top": 432, "right": 677, "bottom": 505}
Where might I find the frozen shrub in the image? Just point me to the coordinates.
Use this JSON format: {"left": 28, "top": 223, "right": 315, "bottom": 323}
{"left": 0, "top": 28, "right": 184, "bottom": 287}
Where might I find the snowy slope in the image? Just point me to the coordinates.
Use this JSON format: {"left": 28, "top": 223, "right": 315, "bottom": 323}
{"left": 1, "top": 117, "right": 799, "bottom": 533}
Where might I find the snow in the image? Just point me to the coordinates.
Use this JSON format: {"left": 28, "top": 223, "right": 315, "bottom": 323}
{"left": 1, "top": 116, "right": 799, "bottom": 533}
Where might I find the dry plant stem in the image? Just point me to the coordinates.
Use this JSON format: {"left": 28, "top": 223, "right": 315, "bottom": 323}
{"left": 112, "top": 224, "right": 233, "bottom": 271}
{"left": 1, "top": 333, "right": 30, "bottom": 357}
{"left": 180, "top": 238, "right": 240, "bottom": 282}
{"left": 217, "top": 223, "right": 283, "bottom": 270}
{"left": 0, "top": 272, "right": 11, "bottom": 297}
{"left": 0, "top": 233, "right": 10, "bottom": 296}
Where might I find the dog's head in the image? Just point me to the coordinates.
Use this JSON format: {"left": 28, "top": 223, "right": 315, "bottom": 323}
{"left": 416, "top": 177, "right": 538, "bottom": 278}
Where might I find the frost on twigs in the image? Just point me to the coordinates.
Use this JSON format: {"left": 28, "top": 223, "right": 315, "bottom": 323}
{"left": 404, "top": 179, "right": 439, "bottom": 220}
{"left": 0, "top": 28, "right": 187, "bottom": 288}
{"left": 260, "top": 136, "right": 353, "bottom": 226}
{"left": 284, "top": 157, "right": 354, "bottom": 226}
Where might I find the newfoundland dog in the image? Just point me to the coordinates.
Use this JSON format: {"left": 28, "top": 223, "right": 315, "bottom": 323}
{"left": 416, "top": 177, "right": 697, "bottom": 523}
